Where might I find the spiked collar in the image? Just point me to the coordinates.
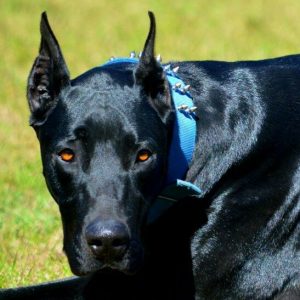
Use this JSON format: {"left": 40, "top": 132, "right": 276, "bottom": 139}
{"left": 101, "top": 56, "right": 202, "bottom": 224}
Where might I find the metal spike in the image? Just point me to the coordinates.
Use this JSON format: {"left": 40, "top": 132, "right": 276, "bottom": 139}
{"left": 130, "top": 51, "right": 136, "bottom": 58}
{"left": 110, "top": 56, "right": 115, "bottom": 61}
{"left": 172, "top": 66, "right": 179, "bottom": 73}
{"left": 177, "top": 104, "right": 189, "bottom": 110}
{"left": 173, "top": 82, "right": 182, "bottom": 89}
{"left": 156, "top": 54, "right": 162, "bottom": 62}
{"left": 164, "top": 64, "right": 171, "bottom": 71}
{"left": 183, "top": 85, "right": 191, "bottom": 92}
{"left": 188, "top": 106, "right": 197, "bottom": 113}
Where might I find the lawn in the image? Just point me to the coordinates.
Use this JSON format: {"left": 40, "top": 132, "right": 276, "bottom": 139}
{"left": 1, "top": 0, "right": 300, "bottom": 288}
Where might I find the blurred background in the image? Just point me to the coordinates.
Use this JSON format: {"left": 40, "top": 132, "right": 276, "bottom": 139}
{"left": 1, "top": 0, "right": 300, "bottom": 288}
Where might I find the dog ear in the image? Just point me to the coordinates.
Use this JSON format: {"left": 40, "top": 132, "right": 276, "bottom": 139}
{"left": 135, "top": 12, "right": 171, "bottom": 123}
{"left": 27, "top": 12, "right": 70, "bottom": 127}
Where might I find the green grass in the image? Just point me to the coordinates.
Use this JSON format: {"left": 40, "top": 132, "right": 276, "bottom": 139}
{"left": 1, "top": 0, "right": 300, "bottom": 288}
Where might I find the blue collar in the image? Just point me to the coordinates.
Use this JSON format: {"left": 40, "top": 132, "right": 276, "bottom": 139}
{"left": 101, "top": 57, "right": 201, "bottom": 223}
{"left": 164, "top": 65, "right": 197, "bottom": 184}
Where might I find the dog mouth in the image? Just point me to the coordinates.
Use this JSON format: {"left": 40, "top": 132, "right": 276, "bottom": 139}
{"left": 68, "top": 238, "right": 144, "bottom": 277}
{"left": 97, "top": 239, "right": 144, "bottom": 275}
{"left": 94, "top": 260, "right": 137, "bottom": 276}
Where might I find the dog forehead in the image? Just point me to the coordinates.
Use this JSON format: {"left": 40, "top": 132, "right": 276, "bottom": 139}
{"left": 40, "top": 67, "right": 166, "bottom": 146}
{"left": 64, "top": 86, "right": 138, "bottom": 115}
{"left": 72, "top": 65, "right": 136, "bottom": 90}
{"left": 61, "top": 76, "right": 163, "bottom": 135}
{"left": 58, "top": 88, "right": 136, "bottom": 136}
{"left": 69, "top": 68, "right": 139, "bottom": 105}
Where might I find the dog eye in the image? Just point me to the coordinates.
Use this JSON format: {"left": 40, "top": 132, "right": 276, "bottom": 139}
{"left": 136, "top": 149, "right": 152, "bottom": 163}
{"left": 58, "top": 149, "right": 75, "bottom": 162}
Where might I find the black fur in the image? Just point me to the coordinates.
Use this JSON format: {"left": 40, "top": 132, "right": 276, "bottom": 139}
{"left": 1, "top": 12, "right": 300, "bottom": 300}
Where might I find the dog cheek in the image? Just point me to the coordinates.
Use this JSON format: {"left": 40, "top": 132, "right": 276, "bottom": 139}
{"left": 65, "top": 242, "right": 100, "bottom": 276}
{"left": 125, "top": 240, "right": 145, "bottom": 274}
{"left": 56, "top": 170, "right": 76, "bottom": 197}
{"left": 60, "top": 200, "right": 96, "bottom": 275}
{"left": 138, "top": 164, "right": 166, "bottom": 199}
{"left": 45, "top": 162, "right": 80, "bottom": 203}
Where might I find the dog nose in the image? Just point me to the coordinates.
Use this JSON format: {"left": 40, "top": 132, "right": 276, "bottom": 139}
{"left": 85, "top": 219, "right": 130, "bottom": 261}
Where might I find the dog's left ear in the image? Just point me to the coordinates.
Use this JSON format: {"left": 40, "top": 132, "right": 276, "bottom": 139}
{"left": 27, "top": 12, "right": 70, "bottom": 127}
{"left": 135, "top": 12, "right": 171, "bottom": 123}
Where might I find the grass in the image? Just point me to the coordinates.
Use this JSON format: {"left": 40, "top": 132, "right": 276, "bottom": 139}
{"left": 1, "top": 0, "right": 300, "bottom": 288}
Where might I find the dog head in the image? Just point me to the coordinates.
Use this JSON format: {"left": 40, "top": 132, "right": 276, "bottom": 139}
{"left": 27, "top": 12, "right": 174, "bottom": 275}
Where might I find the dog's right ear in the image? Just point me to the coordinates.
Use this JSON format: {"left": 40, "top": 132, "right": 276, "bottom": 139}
{"left": 27, "top": 12, "right": 70, "bottom": 127}
{"left": 135, "top": 12, "right": 172, "bottom": 124}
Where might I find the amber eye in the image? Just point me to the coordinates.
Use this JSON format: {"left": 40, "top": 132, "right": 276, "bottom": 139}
{"left": 58, "top": 149, "right": 75, "bottom": 162}
{"left": 136, "top": 149, "right": 152, "bottom": 163}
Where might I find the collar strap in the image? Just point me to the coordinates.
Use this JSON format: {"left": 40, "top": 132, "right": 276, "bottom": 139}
{"left": 164, "top": 65, "right": 197, "bottom": 185}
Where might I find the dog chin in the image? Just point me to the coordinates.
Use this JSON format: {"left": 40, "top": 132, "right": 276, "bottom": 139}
{"left": 70, "top": 256, "right": 143, "bottom": 277}
{"left": 67, "top": 239, "right": 144, "bottom": 276}
{"left": 71, "top": 264, "right": 140, "bottom": 277}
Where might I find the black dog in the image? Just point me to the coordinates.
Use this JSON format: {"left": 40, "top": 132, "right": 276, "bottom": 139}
{"left": 1, "top": 11, "right": 300, "bottom": 300}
